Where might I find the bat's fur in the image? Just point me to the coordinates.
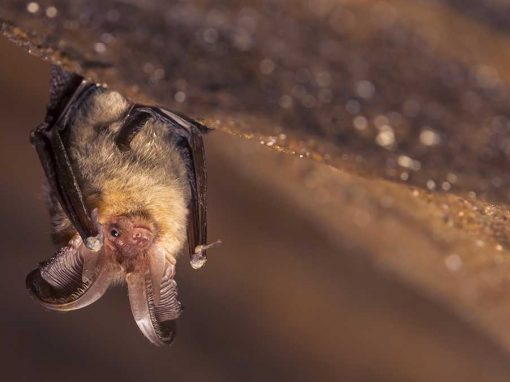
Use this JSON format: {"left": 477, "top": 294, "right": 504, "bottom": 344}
{"left": 47, "top": 89, "right": 190, "bottom": 264}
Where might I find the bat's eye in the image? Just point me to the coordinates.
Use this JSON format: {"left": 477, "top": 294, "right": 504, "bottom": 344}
{"left": 110, "top": 229, "right": 120, "bottom": 238}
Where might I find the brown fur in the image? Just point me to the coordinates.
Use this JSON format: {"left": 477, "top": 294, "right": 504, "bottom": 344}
{"left": 47, "top": 89, "right": 190, "bottom": 263}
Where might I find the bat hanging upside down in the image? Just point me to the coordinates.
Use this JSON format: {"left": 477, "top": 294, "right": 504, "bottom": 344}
{"left": 26, "top": 66, "right": 220, "bottom": 346}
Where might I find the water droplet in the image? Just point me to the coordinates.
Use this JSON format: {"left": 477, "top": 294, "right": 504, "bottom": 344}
{"left": 375, "top": 126, "right": 395, "bottom": 149}
{"left": 419, "top": 128, "right": 441, "bottom": 146}
{"left": 94, "top": 42, "right": 106, "bottom": 53}
{"left": 426, "top": 179, "right": 436, "bottom": 190}
{"left": 353, "top": 115, "right": 368, "bottom": 131}
{"left": 259, "top": 58, "right": 275, "bottom": 75}
{"left": 444, "top": 254, "right": 462, "bottom": 271}
{"left": 397, "top": 155, "right": 421, "bottom": 171}
{"left": 441, "top": 181, "right": 451, "bottom": 191}
{"left": 266, "top": 136, "right": 277, "bottom": 147}
{"left": 26, "top": 2, "right": 39, "bottom": 14}
{"left": 174, "top": 91, "right": 186, "bottom": 103}
{"left": 355, "top": 80, "right": 375, "bottom": 100}
{"left": 446, "top": 173, "right": 458, "bottom": 184}
{"left": 476, "top": 239, "right": 485, "bottom": 247}
{"left": 46, "top": 5, "right": 58, "bottom": 18}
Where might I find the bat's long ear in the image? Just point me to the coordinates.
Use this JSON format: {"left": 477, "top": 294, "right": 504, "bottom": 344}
{"left": 26, "top": 235, "right": 111, "bottom": 311}
{"left": 126, "top": 253, "right": 182, "bottom": 346}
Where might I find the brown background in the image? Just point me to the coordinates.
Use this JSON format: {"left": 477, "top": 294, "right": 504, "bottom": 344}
{"left": 3, "top": 36, "right": 510, "bottom": 381}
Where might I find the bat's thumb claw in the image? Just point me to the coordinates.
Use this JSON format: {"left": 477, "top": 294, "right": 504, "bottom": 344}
{"left": 85, "top": 208, "right": 104, "bottom": 252}
{"left": 85, "top": 235, "right": 103, "bottom": 252}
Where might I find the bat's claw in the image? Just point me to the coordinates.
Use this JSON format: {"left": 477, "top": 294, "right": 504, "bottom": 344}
{"left": 190, "top": 253, "right": 207, "bottom": 269}
{"left": 85, "top": 208, "right": 104, "bottom": 252}
{"left": 85, "top": 235, "right": 103, "bottom": 252}
{"left": 190, "top": 240, "right": 222, "bottom": 270}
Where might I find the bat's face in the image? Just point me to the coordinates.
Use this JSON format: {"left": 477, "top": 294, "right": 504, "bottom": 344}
{"left": 26, "top": 67, "right": 215, "bottom": 346}
{"left": 28, "top": 210, "right": 181, "bottom": 346}
{"left": 104, "top": 215, "right": 156, "bottom": 266}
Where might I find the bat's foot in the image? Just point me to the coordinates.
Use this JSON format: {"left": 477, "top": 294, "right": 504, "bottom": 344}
{"left": 190, "top": 240, "right": 222, "bottom": 269}
{"left": 190, "top": 253, "right": 207, "bottom": 269}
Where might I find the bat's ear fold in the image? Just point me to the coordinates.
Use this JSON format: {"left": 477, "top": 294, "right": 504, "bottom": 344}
{"left": 126, "top": 258, "right": 182, "bottom": 346}
{"left": 26, "top": 235, "right": 111, "bottom": 311}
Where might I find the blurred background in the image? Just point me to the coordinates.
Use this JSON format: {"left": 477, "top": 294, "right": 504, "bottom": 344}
{"left": 3, "top": 6, "right": 510, "bottom": 381}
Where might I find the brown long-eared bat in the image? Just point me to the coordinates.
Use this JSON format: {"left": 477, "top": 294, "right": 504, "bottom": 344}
{"left": 26, "top": 66, "right": 219, "bottom": 346}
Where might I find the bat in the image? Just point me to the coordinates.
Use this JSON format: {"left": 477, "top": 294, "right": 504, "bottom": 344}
{"left": 26, "top": 65, "right": 220, "bottom": 346}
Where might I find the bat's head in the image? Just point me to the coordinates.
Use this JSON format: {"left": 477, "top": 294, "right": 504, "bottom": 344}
{"left": 26, "top": 210, "right": 182, "bottom": 346}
